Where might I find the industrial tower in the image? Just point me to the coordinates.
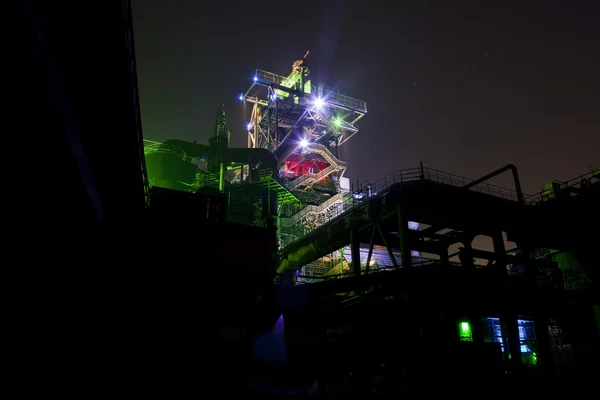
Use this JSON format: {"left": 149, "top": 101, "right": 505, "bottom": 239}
{"left": 240, "top": 52, "right": 368, "bottom": 278}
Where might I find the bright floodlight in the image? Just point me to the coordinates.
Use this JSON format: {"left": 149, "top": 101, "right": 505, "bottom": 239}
{"left": 238, "top": 94, "right": 244, "bottom": 101}
{"left": 246, "top": 123, "right": 253, "bottom": 130}
{"left": 253, "top": 75, "right": 258, "bottom": 82}
{"left": 313, "top": 97, "right": 325, "bottom": 108}
{"left": 300, "top": 139, "right": 309, "bottom": 147}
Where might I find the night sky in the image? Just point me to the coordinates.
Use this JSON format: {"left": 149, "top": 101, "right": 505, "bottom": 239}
{"left": 132, "top": 0, "right": 599, "bottom": 195}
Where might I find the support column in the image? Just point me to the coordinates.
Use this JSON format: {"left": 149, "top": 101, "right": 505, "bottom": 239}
{"left": 350, "top": 229, "right": 361, "bottom": 276}
{"left": 458, "top": 233, "right": 475, "bottom": 268}
{"left": 376, "top": 224, "right": 399, "bottom": 269}
{"left": 516, "top": 241, "right": 534, "bottom": 280}
{"left": 365, "top": 225, "right": 377, "bottom": 273}
{"left": 471, "top": 316, "right": 484, "bottom": 343}
{"left": 503, "top": 315, "right": 523, "bottom": 372}
{"left": 534, "top": 317, "right": 551, "bottom": 373}
{"left": 492, "top": 231, "right": 507, "bottom": 275}
{"left": 458, "top": 246, "right": 474, "bottom": 268}
{"left": 439, "top": 244, "right": 449, "bottom": 267}
{"left": 397, "top": 206, "right": 412, "bottom": 268}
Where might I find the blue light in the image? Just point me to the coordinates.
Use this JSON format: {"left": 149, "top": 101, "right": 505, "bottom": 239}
{"left": 238, "top": 94, "right": 244, "bottom": 101}
{"left": 408, "top": 221, "right": 420, "bottom": 230}
{"left": 247, "top": 123, "right": 252, "bottom": 130}
{"left": 253, "top": 75, "right": 258, "bottom": 82}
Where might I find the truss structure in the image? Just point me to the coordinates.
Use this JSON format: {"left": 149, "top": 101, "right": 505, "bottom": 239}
{"left": 239, "top": 54, "right": 368, "bottom": 276}
{"left": 242, "top": 68, "right": 367, "bottom": 153}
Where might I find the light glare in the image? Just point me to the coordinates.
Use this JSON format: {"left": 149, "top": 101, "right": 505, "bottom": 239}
{"left": 313, "top": 97, "right": 325, "bottom": 108}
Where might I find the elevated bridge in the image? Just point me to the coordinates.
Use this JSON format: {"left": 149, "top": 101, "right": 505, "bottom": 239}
{"left": 278, "top": 166, "right": 599, "bottom": 298}
{"left": 278, "top": 166, "right": 526, "bottom": 274}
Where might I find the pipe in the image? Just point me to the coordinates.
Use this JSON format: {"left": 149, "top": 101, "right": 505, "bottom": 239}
{"left": 223, "top": 148, "right": 278, "bottom": 172}
{"left": 162, "top": 140, "right": 278, "bottom": 173}
{"left": 162, "top": 139, "right": 209, "bottom": 161}
{"left": 219, "top": 162, "right": 224, "bottom": 191}
{"left": 462, "top": 164, "right": 524, "bottom": 204}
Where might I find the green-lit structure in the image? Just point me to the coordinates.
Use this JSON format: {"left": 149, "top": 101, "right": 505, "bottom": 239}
{"left": 144, "top": 104, "right": 298, "bottom": 227}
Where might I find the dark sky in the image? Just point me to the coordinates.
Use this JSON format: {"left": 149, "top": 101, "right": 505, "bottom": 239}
{"left": 132, "top": 0, "right": 599, "bottom": 194}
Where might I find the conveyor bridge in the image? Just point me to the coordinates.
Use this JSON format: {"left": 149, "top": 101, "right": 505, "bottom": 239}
{"left": 278, "top": 166, "right": 526, "bottom": 273}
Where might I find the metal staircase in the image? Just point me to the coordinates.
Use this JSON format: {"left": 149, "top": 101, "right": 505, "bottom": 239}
{"left": 283, "top": 193, "right": 345, "bottom": 225}
{"left": 286, "top": 143, "right": 347, "bottom": 190}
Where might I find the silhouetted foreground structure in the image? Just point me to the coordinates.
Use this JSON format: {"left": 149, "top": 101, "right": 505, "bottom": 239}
{"left": 18, "top": 0, "right": 275, "bottom": 395}
{"left": 18, "top": 0, "right": 598, "bottom": 397}
{"left": 272, "top": 166, "right": 599, "bottom": 395}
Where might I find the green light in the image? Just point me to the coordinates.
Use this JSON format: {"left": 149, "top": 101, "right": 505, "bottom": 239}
{"left": 459, "top": 321, "right": 473, "bottom": 341}
{"left": 219, "top": 162, "right": 224, "bottom": 192}
{"left": 304, "top": 80, "right": 312, "bottom": 94}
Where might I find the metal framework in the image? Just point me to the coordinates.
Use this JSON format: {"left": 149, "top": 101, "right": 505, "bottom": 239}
{"left": 240, "top": 54, "right": 368, "bottom": 275}
{"left": 240, "top": 53, "right": 366, "bottom": 181}
{"left": 243, "top": 69, "right": 367, "bottom": 150}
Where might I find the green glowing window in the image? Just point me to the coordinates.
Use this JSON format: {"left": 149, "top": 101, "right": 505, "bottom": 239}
{"left": 459, "top": 321, "right": 473, "bottom": 342}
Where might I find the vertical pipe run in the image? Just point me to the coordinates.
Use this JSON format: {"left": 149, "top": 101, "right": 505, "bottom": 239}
{"left": 219, "top": 162, "right": 224, "bottom": 192}
{"left": 274, "top": 95, "right": 279, "bottom": 149}
{"left": 267, "top": 101, "right": 272, "bottom": 149}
